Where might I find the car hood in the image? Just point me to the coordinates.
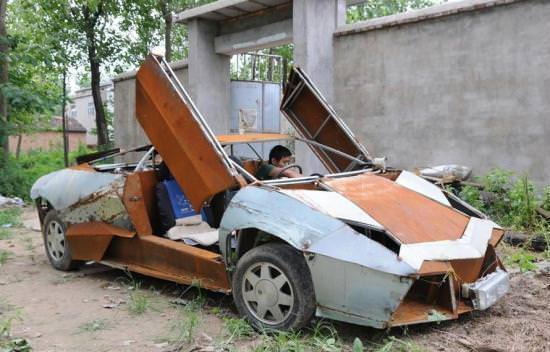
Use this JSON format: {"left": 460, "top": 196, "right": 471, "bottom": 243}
{"left": 30, "top": 166, "right": 123, "bottom": 210}
{"left": 279, "top": 171, "right": 501, "bottom": 271}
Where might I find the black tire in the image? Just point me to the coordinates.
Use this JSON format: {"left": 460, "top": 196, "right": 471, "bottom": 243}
{"left": 42, "top": 210, "right": 80, "bottom": 271}
{"left": 232, "top": 242, "right": 316, "bottom": 331}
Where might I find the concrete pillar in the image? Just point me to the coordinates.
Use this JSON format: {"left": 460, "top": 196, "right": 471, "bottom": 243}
{"left": 292, "top": 0, "right": 346, "bottom": 174}
{"left": 188, "top": 19, "right": 231, "bottom": 134}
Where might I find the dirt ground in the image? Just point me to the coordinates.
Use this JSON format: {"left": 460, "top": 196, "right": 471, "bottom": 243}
{"left": 1, "top": 207, "right": 549, "bottom": 352}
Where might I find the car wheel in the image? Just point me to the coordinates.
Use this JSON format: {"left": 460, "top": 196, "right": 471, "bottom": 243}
{"left": 232, "top": 242, "right": 316, "bottom": 331}
{"left": 42, "top": 210, "right": 80, "bottom": 271}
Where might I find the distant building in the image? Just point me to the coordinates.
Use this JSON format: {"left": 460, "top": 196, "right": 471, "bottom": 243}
{"left": 68, "top": 81, "right": 114, "bottom": 146}
{"left": 9, "top": 116, "right": 87, "bottom": 154}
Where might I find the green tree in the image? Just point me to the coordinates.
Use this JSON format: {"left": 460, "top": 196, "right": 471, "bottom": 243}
{"left": 347, "top": 0, "right": 443, "bottom": 22}
{"left": 0, "top": 0, "right": 8, "bottom": 159}
{"left": 128, "top": 0, "right": 215, "bottom": 63}
{"left": 33, "top": 0, "right": 142, "bottom": 149}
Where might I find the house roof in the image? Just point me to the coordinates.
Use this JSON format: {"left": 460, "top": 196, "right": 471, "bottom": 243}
{"left": 50, "top": 116, "right": 87, "bottom": 133}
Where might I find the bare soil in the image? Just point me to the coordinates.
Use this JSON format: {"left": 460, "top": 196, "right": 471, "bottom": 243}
{"left": 0, "top": 208, "right": 549, "bottom": 352}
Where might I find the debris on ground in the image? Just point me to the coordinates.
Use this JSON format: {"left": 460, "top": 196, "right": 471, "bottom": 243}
{"left": 504, "top": 231, "right": 548, "bottom": 252}
{"left": 0, "top": 195, "right": 24, "bottom": 208}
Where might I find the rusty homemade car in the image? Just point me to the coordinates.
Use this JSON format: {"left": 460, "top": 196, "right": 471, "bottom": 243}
{"left": 30, "top": 54, "right": 509, "bottom": 330}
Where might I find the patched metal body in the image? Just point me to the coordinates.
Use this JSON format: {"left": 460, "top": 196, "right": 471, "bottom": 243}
{"left": 31, "top": 54, "right": 508, "bottom": 329}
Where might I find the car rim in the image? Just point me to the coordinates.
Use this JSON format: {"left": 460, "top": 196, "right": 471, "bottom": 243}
{"left": 242, "top": 261, "right": 294, "bottom": 325}
{"left": 46, "top": 220, "right": 65, "bottom": 261}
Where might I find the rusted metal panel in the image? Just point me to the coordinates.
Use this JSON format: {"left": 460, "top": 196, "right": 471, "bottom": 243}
{"left": 103, "top": 235, "right": 230, "bottom": 292}
{"left": 281, "top": 67, "right": 370, "bottom": 173}
{"left": 30, "top": 168, "right": 123, "bottom": 211}
{"left": 417, "top": 260, "right": 453, "bottom": 275}
{"left": 135, "top": 54, "right": 241, "bottom": 211}
{"left": 217, "top": 133, "right": 291, "bottom": 145}
{"left": 389, "top": 299, "right": 456, "bottom": 327}
{"left": 323, "top": 173, "right": 470, "bottom": 244}
{"left": 489, "top": 227, "right": 504, "bottom": 247}
{"left": 123, "top": 172, "right": 154, "bottom": 236}
{"left": 66, "top": 222, "right": 135, "bottom": 261}
{"left": 59, "top": 178, "right": 130, "bottom": 229}
{"left": 450, "top": 257, "right": 485, "bottom": 284}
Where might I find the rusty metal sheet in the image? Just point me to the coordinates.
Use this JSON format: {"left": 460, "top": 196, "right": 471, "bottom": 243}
{"left": 123, "top": 172, "right": 154, "bottom": 236}
{"left": 66, "top": 222, "right": 135, "bottom": 261}
{"left": 103, "top": 235, "right": 230, "bottom": 292}
{"left": 489, "top": 228, "right": 504, "bottom": 247}
{"left": 217, "top": 133, "right": 292, "bottom": 145}
{"left": 389, "top": 299, "right": 456, "bottom": 327}
{"left": 280, "top": 67, "right": 370, "bottom": 173}
{"left": 417, "top": 260, "right": 452, "bottom": 275}
{"left": 323, "top": 174, "right": 470, "bottom": 244}
{"left": 135, "top": 54, "right": 241, "bottom": 211}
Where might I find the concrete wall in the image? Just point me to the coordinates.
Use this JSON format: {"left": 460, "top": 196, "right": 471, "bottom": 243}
{"left": 113, "top": 61, "right": 189, "bottom": 149}
{"left": 333, "top": 0, "right": 550, "bottom": 185}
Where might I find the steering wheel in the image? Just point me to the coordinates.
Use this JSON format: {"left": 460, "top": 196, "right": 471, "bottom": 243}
{"left": 274, "top": 164, "right": 303, "bottom": 178}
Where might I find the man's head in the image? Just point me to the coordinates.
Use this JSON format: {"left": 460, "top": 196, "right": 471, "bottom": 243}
{"left": 269, "top": 145, "right": 292, "bottom": 167}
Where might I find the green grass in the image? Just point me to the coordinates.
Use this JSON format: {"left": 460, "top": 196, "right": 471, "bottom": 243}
{"left": 0, "top": 250, "right": 12, "bottom": 266}
{"left": 373, "top": 336, "right": 427, "bottom": 352}
{"left": 156, "top": 309, "right": 200, "bottom": 346}
{"left": 0, "top": 208, "right": 21, "bottom": 227}
{"left": 127, "top": 291, "right": 151, "bottom": 315}
{"left": 505, "top": 248, "right": 538, "bottom": 272}
{"left": 0, "top": 229, "right": 13, "bottom": 240}
{"left": 78, "top": 319, "right": 109, "bottom": 333}
{"left": 223, "top": 317, "right": 255, "bottom": 343}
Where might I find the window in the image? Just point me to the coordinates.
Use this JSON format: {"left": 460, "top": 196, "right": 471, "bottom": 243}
{"left": 88, "top": 102, "right": 95, "bottom": 119}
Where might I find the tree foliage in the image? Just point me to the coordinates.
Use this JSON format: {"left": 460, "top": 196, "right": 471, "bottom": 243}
{"left": 347, "top": 0, "right": 443, "bottom": 22}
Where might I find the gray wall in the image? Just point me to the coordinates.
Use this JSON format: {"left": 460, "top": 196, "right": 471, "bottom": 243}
{"left": 113, "top": 61, "right": 189, "bottom": 149}
{"left": 333, "top": 0, "right": 550, "bottom": 185}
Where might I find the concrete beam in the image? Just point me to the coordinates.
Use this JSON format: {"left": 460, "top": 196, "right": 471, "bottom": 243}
{"left": 215, "top": 19, "right": 292, "bottom": 54}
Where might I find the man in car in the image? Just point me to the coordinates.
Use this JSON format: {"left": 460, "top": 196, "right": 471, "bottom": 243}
{"left": 255, "top": 145, "right": 302, "bottom": 180}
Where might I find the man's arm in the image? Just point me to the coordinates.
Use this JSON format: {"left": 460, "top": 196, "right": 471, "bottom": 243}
{"left": 268, "top": 167, "right": 301, "bottom": 179}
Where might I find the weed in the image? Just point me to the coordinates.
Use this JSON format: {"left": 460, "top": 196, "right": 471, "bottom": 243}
{"left": 128, "top": 291, "right": 150, "bottom": 315}
{"left": 0, "top": 208, "right": 21, "bottom": 227}
{"left": 309, "top": 321, "right": 341, "bottom": 351}
{"left": 459, "top": 185, "right": 484, "bottom": 211}
{"left": 223, "top": 317, "right": 255, "bottom": 342}
{"left": 253, "top": 330, "right": 306, "bottom": 352}
{"left": 78, "top": 319, "right": 108, "bottom": 333}
{"left": 0, "top": 229, "right": 12, "bottom": 240}
{"left": 374, "top": 336, "right": 426, "bottom": 352}
{"left": 0, "top": 250, "right": 12, "bottom": 266}
{"left": 542, "top": 186, "right": 550, "bottom": 211}
{"left": 0, "top": 308, "right": 29, "bottom": 352}
{"left": 507, "top": 249, "right": 537, "bottom": 272}
{"left": 21, "top": 237, "right": 33, "bottom": 252}
{"left": 158, "top": 310, "right": 200, "bottom": 346}
{"left": 352, "top": 337, "right": 364, "bottom": 352}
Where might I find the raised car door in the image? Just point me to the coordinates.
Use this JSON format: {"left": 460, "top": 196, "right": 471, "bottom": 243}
{"left": 281, "top": 67, "right": 371, "bottom": 173}
{"left": 136, "top": 54, "right": 244, "bottom": 211}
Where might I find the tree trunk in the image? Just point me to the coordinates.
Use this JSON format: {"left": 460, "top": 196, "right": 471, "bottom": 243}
{"left": 160, "top": 0, "right": 172, "bottom": 62}
{"left": 61, "top": 70, "right": 69, "bottom": 166}
{"left": 0, "top": 0, "right": 8, "bottom": 160}
{"left": 83, "top": 8, "right": 109, "bottom": 149}
{"left": 15, "top": 134, "right": 21, "bottom": 159}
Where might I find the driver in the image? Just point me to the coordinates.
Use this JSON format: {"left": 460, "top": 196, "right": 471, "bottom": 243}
{"left": 255, "top": 145, "right": 302, "bottom": 180}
